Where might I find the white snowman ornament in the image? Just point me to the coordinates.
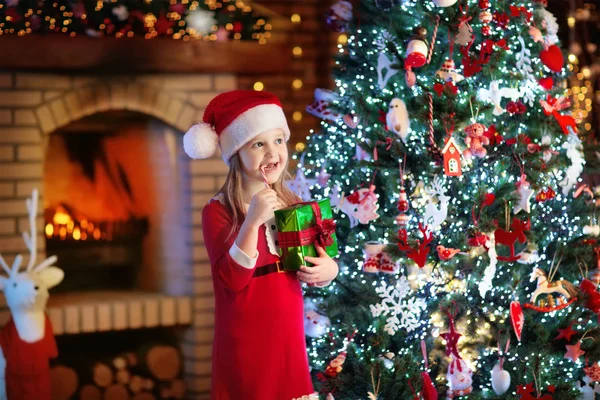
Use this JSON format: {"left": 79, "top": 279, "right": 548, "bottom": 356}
{"left": 446, "top": 356, "right": 473, "bottom": 399}
{"left": 303, "top": 300, "right": 330, "bottom": 338}
{"left": 386, "top": 98, "right": 410, "bottom": 142}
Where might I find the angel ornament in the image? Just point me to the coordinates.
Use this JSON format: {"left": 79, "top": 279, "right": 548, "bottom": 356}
{"left": 477, "top": 81, "right": 522, "bottom": 116}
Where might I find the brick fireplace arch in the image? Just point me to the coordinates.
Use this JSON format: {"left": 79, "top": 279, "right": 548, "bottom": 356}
{"left": 0, "top": 72, "right": 234, "bottom": 398}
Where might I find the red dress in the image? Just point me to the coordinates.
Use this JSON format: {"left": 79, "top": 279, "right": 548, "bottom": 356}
{"left": 202, "top": 196, "right": 315, "bottom": 400}
{"left": 0, "top": 314, "right": 58, "bottom": 400}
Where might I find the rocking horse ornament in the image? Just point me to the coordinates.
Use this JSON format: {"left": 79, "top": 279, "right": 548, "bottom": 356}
{"left": 524, "top": 266, "right": 578, "bottom": 312}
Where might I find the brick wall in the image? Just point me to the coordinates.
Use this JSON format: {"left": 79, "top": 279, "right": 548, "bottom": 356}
{"left": 0, "top": 71, "right": 234, "bottom": 398}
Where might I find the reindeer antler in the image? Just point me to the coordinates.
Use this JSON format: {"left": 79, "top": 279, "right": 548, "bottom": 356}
{"left": 397, "top": 223, "right": 433, "bottom": 268}
{"left": 0, "top": 253, "right": 13, "bottom": 276}
{"left": 24, "top": 189, "right": 38, "bottom": 272}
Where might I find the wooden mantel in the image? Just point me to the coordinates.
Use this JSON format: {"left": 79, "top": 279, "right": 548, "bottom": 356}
{"left": 0, "top": 35, "right": 290, "bottom": 74}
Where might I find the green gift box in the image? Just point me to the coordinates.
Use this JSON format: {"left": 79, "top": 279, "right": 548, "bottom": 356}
{"left": 274, "top": 199, "right": 339, "bottom": 271}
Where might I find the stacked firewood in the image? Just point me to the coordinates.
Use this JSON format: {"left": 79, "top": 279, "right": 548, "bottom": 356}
{"left": 50, "top": 345, "right": 185, "bottom": 400}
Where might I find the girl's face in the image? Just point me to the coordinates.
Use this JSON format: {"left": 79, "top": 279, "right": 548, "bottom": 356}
{"left": 238, "top": 128, "right": 288, "bottom": 186}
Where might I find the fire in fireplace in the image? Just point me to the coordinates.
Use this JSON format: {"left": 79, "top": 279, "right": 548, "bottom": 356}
{"left": 43, "top": 110, "right": 181, "bottom": 294}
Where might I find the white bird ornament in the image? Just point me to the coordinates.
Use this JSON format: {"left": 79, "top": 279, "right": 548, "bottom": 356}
{"left": 477, "top": 81, "right": 522, "bottom": 116}
{"left": 386, "top": 98, "right": 410, "bottom": 142}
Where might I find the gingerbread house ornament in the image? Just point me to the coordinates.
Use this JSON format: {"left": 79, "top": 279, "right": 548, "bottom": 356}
{"left": 442, "top": 136, "right": 462, "bottom": 176}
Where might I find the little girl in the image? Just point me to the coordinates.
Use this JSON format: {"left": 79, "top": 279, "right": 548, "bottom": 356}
{"left": 183, "top": 90, "right": 339, "bottom": 400}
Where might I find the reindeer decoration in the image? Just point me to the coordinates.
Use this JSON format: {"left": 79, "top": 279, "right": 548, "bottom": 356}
{"left": 397, "top": 223, "right": 433, "bottom": 268}
{"left": 0, "top": 189, "right": 63, "bottom": 400}
{"left": 525, "top": 253, "right": 577, "bottom": 312}
{"left": 494, "top": 218, "right": 530, "bottom": 262}
{"left": 423, "top": 177, "right": 449, "bottom": 232}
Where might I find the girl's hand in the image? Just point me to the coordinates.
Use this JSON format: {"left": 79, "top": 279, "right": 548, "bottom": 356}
{"left": 298, "top": 243, "right": 339, "bottom": 285}
{"left": 246, "top": 188, "right": 285, "bottom": 227}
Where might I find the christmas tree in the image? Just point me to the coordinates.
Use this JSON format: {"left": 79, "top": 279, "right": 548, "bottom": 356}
{"left": 297, "top": 0, "right": 600, "bottom": 398}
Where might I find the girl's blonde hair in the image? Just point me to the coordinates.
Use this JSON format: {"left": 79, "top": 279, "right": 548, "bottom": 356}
{"left": 219, "top": 152, "right": 299, "bottom": 240}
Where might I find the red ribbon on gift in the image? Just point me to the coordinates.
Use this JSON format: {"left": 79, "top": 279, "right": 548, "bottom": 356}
{"left": 277, "top": 202, "right": 336, "bottom": 248}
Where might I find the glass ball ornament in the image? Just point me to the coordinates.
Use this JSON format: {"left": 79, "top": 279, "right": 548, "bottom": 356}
{"left": 478, "top": 0, "right": 491, "bottom": 9}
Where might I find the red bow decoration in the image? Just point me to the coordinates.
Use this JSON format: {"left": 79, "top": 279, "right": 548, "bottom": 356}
{"left": 316, "top": 218, "right": 336, "bottom": 247}
{"left": 540, "top": 95, "right": 579, "bottom": 135}
{"left": 277, "top": 202, "right": 336, "bottom": 248}
{"left": 346, "top": 184, "right": 376, "bottom": 205}
{"left": 509, "top": 5, "right": 533, "bottom": 22}
{"left": 433, "top": 81, "right": 458, "bottom": 97}
{"left": 493, "top": 12, "right": 510, "bottom": 29}
{"left": 527, "top": 142, "right": 558, "bottom": 159}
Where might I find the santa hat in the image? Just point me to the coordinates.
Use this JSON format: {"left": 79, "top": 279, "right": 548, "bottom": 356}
{"left": 183, "top": 90, "right": 291, "bottom": 165}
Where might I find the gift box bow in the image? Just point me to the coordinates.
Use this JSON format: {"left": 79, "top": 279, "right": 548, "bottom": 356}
{"left": 277, "top": 202, "right": 336, "bottom": 248}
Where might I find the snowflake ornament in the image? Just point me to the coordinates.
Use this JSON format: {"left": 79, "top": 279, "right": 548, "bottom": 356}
{"left": 559, "top": 133, "right": 585, "bottom": 196}
{"left": 515, "top": 36, "right": 533, "bottom": 78}
{"left": 540, "top": 9, "right": 559, "bottom": 46}
{"left": 370, "top": 277, "right": 426, "bottom": 334}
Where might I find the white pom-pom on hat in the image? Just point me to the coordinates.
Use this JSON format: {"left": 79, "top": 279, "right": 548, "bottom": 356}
{"left": 183, "top": 122, "right": 219, "bottom": 159}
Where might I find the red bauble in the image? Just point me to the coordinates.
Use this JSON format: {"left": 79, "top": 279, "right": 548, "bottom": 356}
{"left": 397, "top": 188, "right": 410, "bottom": 212}
{"left": 478, "top": 0, "right": 491, "bottom": 9}
{"left": 481, "top": 25, "right": 492, "bottom": 36}
{"left": 540, "top": 45, "right": 564, "bottom": 72}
